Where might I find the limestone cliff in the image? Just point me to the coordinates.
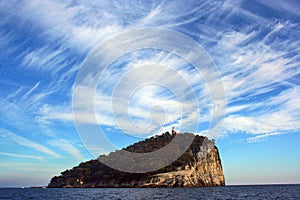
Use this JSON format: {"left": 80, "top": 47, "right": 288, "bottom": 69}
{"left": 48, "top": 133, "right": 225, "bottom": 188}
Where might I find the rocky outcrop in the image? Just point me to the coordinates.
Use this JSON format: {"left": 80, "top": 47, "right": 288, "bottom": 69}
{"left": 48, "top": 133, "right": 225, "bottom": 188}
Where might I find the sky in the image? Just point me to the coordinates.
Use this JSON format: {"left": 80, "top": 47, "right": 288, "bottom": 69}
{"left": 0, "top": 0, "right": 300, "bottom": 187}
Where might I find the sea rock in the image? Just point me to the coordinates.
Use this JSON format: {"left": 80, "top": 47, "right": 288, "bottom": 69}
{"left": 48, "top": 133, "right": 225, "bottom": 188}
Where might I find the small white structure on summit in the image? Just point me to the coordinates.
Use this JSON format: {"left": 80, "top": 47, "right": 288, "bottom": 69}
{"left": 172, "top": 127, "right": 177, "bottom": 136}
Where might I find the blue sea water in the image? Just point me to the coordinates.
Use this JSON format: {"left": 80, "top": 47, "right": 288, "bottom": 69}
{"left": 0, "top": 185, "right": 299, "bottom": 200}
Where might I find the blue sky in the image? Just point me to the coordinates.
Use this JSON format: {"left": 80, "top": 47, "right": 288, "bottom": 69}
{"left": 0, "top": 0, "right": 300, "bottom": 187}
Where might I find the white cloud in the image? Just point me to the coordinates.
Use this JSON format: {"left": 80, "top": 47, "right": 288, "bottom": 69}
{"left": 257, "top": 0, "right": 300, "bottom": 19}
{"left": 47, "top": 139, "right": 84, "bottom": 161}
{"left": 0, "top": 152, "right": 45, "bottom": 162}
{"left": 39, "top": 51, "right": 211, "bottom": 137}
{"left": 21, "top": 47, "right": 70, "bottom": 74}
{"left": 223, "top": 86, "right": 300, "bottom": 138}
{"left": 20, "top": 82, "right": 40, "bottom": 101}
{"left": 36, "top": 22, "right": 300, "bottom": 141}
{"left": 205, "top": 19, "right": 300, "bottom": 141}
{"left": 1, "top": 0, "right": 299, "bottom": 144}
{"left": 0, "top": 129, "right": 60, "bottom": 158}
{"left": 246, "top": 132, "right": 285, "bottom": 143}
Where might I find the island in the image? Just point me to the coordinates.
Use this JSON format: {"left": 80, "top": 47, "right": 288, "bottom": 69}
{"left": 48, "top": 132, "right": 225, "bottom": 188}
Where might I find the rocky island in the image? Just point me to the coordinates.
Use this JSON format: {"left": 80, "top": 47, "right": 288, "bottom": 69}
{"left": 48, "top": 133, "right": 225, "bottom": 188}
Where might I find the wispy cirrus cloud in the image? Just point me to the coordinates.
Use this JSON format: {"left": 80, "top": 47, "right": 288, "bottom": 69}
{"left": 0, "top": 152, "right": 45, "bottom": 162}
{"left": 0, "top": 0, "right": 299, "bottom": 153}
{"left": 209, "top": 20, "right": 300, "bottom": 140}
{"left": 47, "top": 139, "right": 84, "bottom": 161}
{"left": 0, "top": 129, "right": 60, "bottom": 158}
{"left": 246, "top": 132, "right": 285, "bottom": 143}
{"left": 37, "top": 51, "right": 210, "bottom": 137}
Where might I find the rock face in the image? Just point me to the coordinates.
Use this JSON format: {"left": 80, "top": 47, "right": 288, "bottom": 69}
{"left": 48, "top": 133, "right": 225, "bottom": 188}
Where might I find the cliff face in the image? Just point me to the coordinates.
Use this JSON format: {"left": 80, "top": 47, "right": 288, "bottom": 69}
{"left": 48, "top": 133, "right": 225, "bottom": 188}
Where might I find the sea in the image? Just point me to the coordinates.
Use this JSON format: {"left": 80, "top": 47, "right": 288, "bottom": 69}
{"left": 0, "top": 185, "right": 299, "bottom": 200}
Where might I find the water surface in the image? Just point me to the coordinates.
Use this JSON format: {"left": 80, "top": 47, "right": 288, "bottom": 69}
{"left": 0, "top": 184, "right": 299, "bottom": 199}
